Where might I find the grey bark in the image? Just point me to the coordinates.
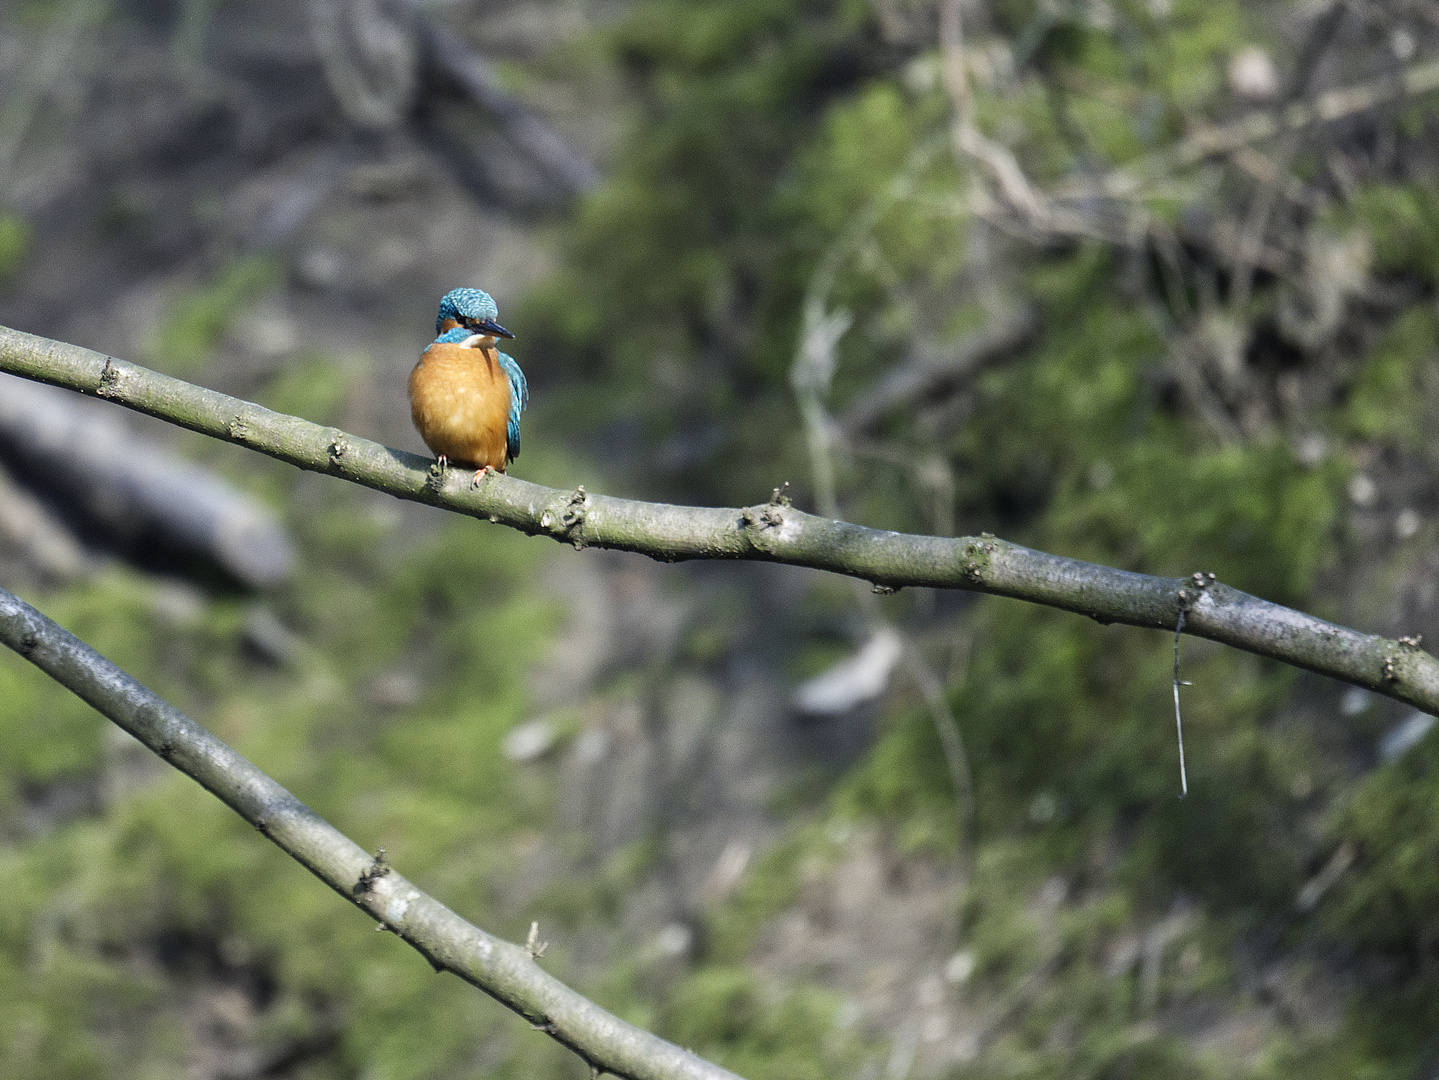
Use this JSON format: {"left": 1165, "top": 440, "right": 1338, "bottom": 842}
{"left": 1, "top": 322, "right": 1436, "bottom": 716}
{"left": 0, "top": 584, "right": 742, "bottom": 1080}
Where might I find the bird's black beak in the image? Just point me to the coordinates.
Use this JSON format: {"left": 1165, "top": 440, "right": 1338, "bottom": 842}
{"left": 476, "top": 318, "right": 515, "bottom": 339}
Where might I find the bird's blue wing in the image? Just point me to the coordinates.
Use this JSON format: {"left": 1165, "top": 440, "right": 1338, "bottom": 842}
{"left": 497, "top": 351, "right": 527, "bottom": 462}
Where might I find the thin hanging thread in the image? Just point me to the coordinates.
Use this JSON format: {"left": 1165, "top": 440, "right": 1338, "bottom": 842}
{"left": 1173, "top": 606, "right": 1188, "bottom": 798}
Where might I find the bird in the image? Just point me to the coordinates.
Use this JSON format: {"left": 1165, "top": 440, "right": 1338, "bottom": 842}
{"left": 408, "top": 287, "right": 527, "bottom": 484}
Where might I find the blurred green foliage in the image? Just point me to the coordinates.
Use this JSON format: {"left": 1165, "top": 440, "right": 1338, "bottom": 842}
{"left": 1346, "top": 183, "right": 1439, "bottom": 283}
{"left": 659, "top": 969, "right": 855, "bottom": 1080}
{"left": 1344, "top": 306, "right": 1438, "bottom": 448}
{"left": 151, "top": 255, "right": 282, "bottom": 376}
{"left": 0, "top": 214, "right": 33, "bottom": 285}
{"left": 260, "top": 353, "right": 355, "bottom": 425}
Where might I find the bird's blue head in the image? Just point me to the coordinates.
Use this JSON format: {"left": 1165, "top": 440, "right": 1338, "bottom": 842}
{"left": 435, "top": 288, "right": 514, "bottom": 340}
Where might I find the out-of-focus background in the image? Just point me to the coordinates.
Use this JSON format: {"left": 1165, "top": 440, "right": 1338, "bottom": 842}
{"left": 2, "top": 0, "right": 1439, "bottom": 1076}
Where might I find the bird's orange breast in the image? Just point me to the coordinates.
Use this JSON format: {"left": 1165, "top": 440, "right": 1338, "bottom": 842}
{"left": 408, "top": 343, "right": 513, "bottom": 471}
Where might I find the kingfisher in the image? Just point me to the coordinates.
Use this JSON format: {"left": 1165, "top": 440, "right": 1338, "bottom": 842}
{"left": 408, "top": 288, "right": 527, "bottom": 483}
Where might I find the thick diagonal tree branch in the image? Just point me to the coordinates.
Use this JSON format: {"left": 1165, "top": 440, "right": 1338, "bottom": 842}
{"left": 2, "top": 323, "right": 1437, "bottom": 715}
{"left": 0, "top": 585, "right": 741, "bottom": 1080}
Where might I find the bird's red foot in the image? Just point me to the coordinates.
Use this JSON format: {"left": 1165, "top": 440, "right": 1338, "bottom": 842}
{"left": 470, "top": 465, "right": 492, "bottom": 488}
{"left": 436, "top": 454, "right": 449, "bottom": 470}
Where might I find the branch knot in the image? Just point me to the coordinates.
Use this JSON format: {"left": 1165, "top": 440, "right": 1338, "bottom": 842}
{"left": 425, "top": 460, "right": 447, "bottom": 492}
{"left": 97, "top": 359, "right": 122, "bottom": 399}
{"left": 526, "top": 920, "right": 549, "bottom": 958}
{"left": 540, "top": 488, "right": 589, "bottom": 548}
{"left": 742, "top": 503, "right": 787, "bottom": 531}
{"left": 354, "top": 848, "right": 391, "bottom": 895}
{"left": 961, "top": 538, "right": 994, "bottom": 583}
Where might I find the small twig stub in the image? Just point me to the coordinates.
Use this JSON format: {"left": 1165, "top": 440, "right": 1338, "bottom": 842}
{"left": 526, "top": 920, "right": 548, "bottom": 958}
{"left": 1173, "top": 605, "right": 1189, "bottom": 798}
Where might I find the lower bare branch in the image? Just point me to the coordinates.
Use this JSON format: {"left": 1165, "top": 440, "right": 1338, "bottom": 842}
{"left": 0, "top": 585, "right": 741, "bottom": 1080}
